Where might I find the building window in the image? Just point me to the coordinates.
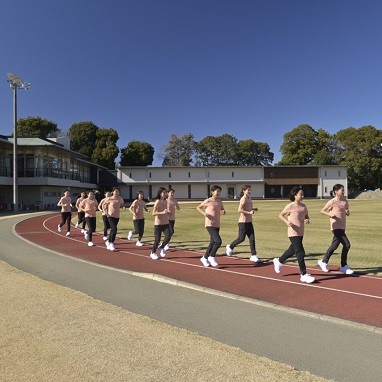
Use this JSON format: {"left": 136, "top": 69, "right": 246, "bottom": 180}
{"left": 338, "top": 170, "right": 341, "bottom": 176}
{"left": 324, "top": 171, "right": 327, "bottom": 177}
{"left": 169, "top": 172, "right": 171, "bottom": 178}
{"left": 207, "top": 172, "right": 210, "bottom": 178}
{"left": 188, "top": 172, "right": 191, "bottom": 178}
{"left": 325, "top": 187, "right": 327, "bottom": 193}
{"left": 232, "top": 171, "right": 234, "bottom": 177}
{"left": 129, "top": 172, "right": 132, "bottom": 178}
{"left": 149, "top": 172, "right": 151, "bottom": 178}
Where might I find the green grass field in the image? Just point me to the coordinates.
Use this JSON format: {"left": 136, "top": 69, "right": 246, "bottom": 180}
{"left": 97, "top": 199, "right": 382, "bottom": 276}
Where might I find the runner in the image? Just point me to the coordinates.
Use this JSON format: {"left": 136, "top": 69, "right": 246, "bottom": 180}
{"left": 79, "top": 190, "right": 98, "bottom": 247}
{"left": 226, "top": 185, "right": 260, "bottom": 262}
{"left": 150, "top": 187, "right": 170, "bottom": 260}
{"left": 128, "top": 191, "right": 150, "bottom": 246}
{"left": 318, "top": 184, "right": 353, "bottom": 274}
{"left": 98, "top": 191, "right": 112, "bottom": 241}
{"left": 196, "top": 185, "right": 226, "bottom": 267}
{"left": 165, "top": 188, "right": 180, "bottom": 250}
{"left": 57, "top": 190, "right": 72, "bottom": 237}
{"left": 75, "top": 191, "right": 87, "bottom": 233}
{"left": 102, "top": 187, "right": 124, "bottom": 252}
{"left": 273, "top": 186, "right": 315, "bottom": 283}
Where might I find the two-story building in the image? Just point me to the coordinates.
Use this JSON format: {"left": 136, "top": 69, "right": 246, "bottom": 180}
{"left": 0, "top": 135, "right": 115, "bottom": 210}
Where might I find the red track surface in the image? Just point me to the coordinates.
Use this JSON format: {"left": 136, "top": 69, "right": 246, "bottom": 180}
{"left": 15, "top": 213, "right": 382, "bottom": 328}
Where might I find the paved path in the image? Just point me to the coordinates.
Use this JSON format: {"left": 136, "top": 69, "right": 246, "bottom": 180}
{"left": 2, "top": 212, "right": 382, "bottom": 382}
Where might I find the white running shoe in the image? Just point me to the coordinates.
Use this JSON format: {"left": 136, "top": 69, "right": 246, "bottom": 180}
{"left": 208, "top": 256, "right": 219, "bottom": 267}
{"left": 84, "top": 232, "right": 89, "bottom": 241}
{"left": 159, "top": 248, "right": 166, "bottom": 257}
{"left": 318, "top": 260, "right": 329, "bottom": 272}
{"left": 200, "top": 257, "right": 210, "bottom": 267}
{"left": 136, "top": 241, "right": 144, "bottom": 246}
{"left": 300, "top": 273, "right": 315, "bottom": 283}
{"left": 150, "top": 253, "right": 159, "bottom": 260}
{"left": 81, "top": 229, "right": 85, "bottom": 234}
{"left": 273, "top": 258, "right": 282, "bottom": 273}
{"left": 108, "top": 243, "right": 115, "bottom": 251}
{"left": 249, "top": 254, "right": 260, "bottom": 262}
{"left": 58, "top": 225, "right": 62, "bottom": 232}
{"left": 75, "top": 222, "right": 79, "bottom": 228}
{"left": 88, "top": 241, "right": 94, "bottom": 247}
{"left": 226, "top": 244, "right": 233, "bottom": 256}
{"left": 340, "top": 264, "right": 354, "bottom": 275}
{"left": 127, "top": 231, "right": 133, "bottom": 240}
{"left": 66, "top": 232, "right": 71, "bottom": 237}
{"left": 164, "top": 244, "right": 170, "bottom": 251}
{"left": 103, "top": 236, "right": 108, "bottom": 241}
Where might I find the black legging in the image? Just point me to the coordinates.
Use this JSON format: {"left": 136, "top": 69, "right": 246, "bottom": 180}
{"left": 85, "top": 217, "right": 96, "bottom": 242}
{"left": 102, "top": 215, "right": 110, "bottom": 237}
{"left": 323, "top": 229, "right": 351, "bottom": 267}
{"left": 77, "top": 211, "right": 86, "bottom": 229}
{"left": 107, "top": 217, "right": 119, "bottom": 243}
{"left": 132, "top": 218, "right": 145, "bottom": 241}
{"left": 168, "top": 220, "right": 176, "bottom": 238}
{"left": 229, "top": 222, "right": 257, "bottom": 256}
{"left": 152, "top": 224, "right": 170, "bottom": 253}
{"left": 279, "top": 236, "right": 307, "bottom": 275}
{"left": 59, "top": 212, "right": 72, "bottom": 232}
{"left": 204, "top": 226, "right": 222, "bottom": 259}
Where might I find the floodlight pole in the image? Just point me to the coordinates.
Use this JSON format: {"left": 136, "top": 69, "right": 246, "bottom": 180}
{"left": 7, "top": 73, "right": 30, "bottom": 214}
{"left": 12, "top": 84, "right": 18, "bottom": 214}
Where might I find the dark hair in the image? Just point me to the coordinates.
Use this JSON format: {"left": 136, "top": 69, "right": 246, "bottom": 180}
{"left": 136, "top": 191, "right": 144, "bottom": 199}
{"left": 240, "top": 185, "right": 251, "bottom": 198}
{"left": 210, "top": 185, "right": 222, "bottom": 196}
{"left": 168, "top": 188, "right": 175, "bottom": 193}
{"left": 289, "top": 186, "right": 303, "bottom": 202}
{"left": 330, "top": 184, "right": 344, "bottom": 197}
{"left": 112, "top": 187, "right": 120, "bottom": 192}
{"left": 154, "top": 187, "right": 167, "bottom": 200}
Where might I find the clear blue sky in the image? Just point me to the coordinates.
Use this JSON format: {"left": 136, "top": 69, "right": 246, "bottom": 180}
{"left": 1, "top": 0, "right": 382, "bottom": 166}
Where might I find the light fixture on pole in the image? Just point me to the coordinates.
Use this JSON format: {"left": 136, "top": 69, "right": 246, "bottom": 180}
{"left": 7, "top": 72, "right": 30, "bottom": 214}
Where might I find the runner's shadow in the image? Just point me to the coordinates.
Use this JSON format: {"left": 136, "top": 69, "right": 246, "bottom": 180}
{"left": 218, "top": 264, "right": 259, "bottom": 269}
{"left": 355, "top": 266, "right": 382, "bottom": 275}
{"left": 317, "top": 272, "right": 361, "bottom": 281}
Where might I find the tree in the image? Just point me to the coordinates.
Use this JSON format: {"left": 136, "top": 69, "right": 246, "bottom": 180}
{"left": 279, "top": 124, "right": 319, "bottom": 165}
{"left": 160, "top": 134, "right": 195, "bottom": 166}
{"left": 67, "top": 121, "right": 98, "bottom": 158}
{"left": 120, "top": 141, "right": 154, "bottom": 166}
{"left": 195, "top": 134, "right": 238, "bottom": 166}
{"left": 236, "top": 139, "right": 274, "bottom": 166}
{"left": 91, "top": 128, "right": 119, "bottom": 169}
{"left": 334, "top": 125, "right": 382, "bottom": 190}
{"left": 16, "top": 116, "right": 60, "bottom": 138}
{"left": 309, "top": 129, "right": 339, "bottom": 165}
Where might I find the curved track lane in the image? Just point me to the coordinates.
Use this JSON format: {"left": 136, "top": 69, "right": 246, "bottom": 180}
{"left": 16, "top": 213, "right": 382, "bottom": 328}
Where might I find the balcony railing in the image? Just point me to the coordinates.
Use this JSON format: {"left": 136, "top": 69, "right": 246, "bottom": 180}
{"left": 0, "top": 167, "right": 90, "bottom": 183}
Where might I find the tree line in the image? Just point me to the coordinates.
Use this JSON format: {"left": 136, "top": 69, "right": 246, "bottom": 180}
{"left": 14, "top": 117, "right": 382, "bottom": 191}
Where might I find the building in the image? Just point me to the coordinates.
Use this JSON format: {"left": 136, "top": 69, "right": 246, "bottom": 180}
{"left": 115, "top": 165, "right": 348, "bottom": 200}
{"left": 0, "top": 135, "right": 115, "bottom": 210}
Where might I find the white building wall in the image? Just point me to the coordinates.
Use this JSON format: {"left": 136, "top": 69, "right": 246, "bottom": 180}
{"left": 318, "top": 166, "right": 348, "bottom": 198}
{"left": 116, "top": 166, "right": 347, "bottom": 200}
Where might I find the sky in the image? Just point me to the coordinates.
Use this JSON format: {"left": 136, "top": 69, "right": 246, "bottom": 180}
{"left": 1, "top": 0, "right": 382, "bottom": 166}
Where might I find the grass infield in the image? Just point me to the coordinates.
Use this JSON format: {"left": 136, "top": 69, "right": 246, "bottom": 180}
{"left": 97, "top": 199, "right": 381, "bottom": 276}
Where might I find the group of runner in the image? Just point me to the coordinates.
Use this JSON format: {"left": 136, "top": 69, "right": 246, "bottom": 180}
{"left": 57, "top": 183, "right": 353, "bottom": 283}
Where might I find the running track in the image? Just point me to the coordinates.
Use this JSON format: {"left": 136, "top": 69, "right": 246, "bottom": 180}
{"left": 15, "top": 213, "right": 382, "bottom": 329}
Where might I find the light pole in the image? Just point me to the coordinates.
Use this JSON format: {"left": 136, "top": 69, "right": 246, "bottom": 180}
{"left": 7, "top": 72, "right": 30, "bottom": 214}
